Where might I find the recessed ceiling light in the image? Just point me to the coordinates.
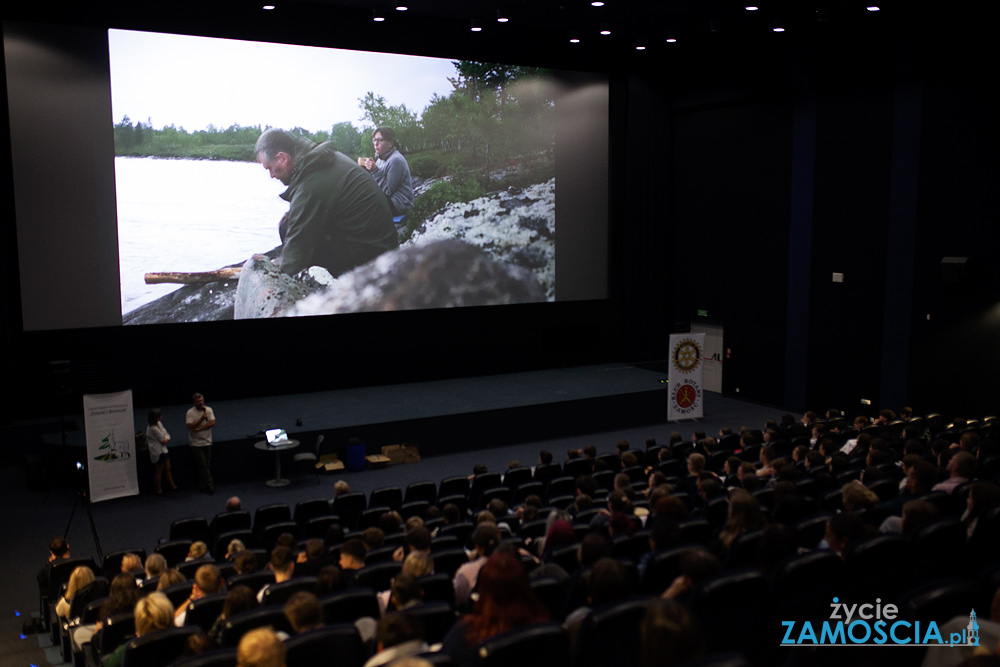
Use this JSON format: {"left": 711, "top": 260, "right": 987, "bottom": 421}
{"left": 262, "top": 4, "right": 275, "bottom": 9}
{"left": 471, "top": 19, "right": 483, "bottom": 32}
{"left": 497, "top": 10, "right": 509, "bottom": 22}
{"left": 396, "top": 5, "right": 408, "bottom": 10}
{"left": 866, "top": 5, "right": 880, "bottom": 10}
{"left": 600, "top": 23, "right": 611, "bottom": 35}
{"left": 591, "top": 1, "right": 605, "bottom": 6}
{"left": 745, "top": 5, "right": 758, "bottom": 10}
{"left": 373, "top": 9, "right": 385, "bottom": 21}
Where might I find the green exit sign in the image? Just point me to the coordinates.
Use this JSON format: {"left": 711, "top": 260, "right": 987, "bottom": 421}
{"left": 697, "top": 309, "right": 708, "bottom": 317}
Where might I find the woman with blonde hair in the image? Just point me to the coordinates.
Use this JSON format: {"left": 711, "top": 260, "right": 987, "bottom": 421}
{"left": 121, "top": 553, "right": 143, "bottom": 574}
{"left": 55, "top": 565, "right": 95, "bottom": 620}
{"left": 104, "top": 592, "right": 175, "bottom": 667}
{"left": 841, "top": 480, "right": 879, "bottom": 512}
{"left": 378, "top": 551, "right": 434, "bottom": 615}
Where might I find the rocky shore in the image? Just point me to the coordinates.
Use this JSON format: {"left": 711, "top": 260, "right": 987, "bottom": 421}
{"left": 123, "top": 176, "right": 555, "bottom": 324}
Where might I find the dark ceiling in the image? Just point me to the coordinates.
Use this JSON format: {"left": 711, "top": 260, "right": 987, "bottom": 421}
{"left": 1, "top": 0, "right": 939, "bottom": 74}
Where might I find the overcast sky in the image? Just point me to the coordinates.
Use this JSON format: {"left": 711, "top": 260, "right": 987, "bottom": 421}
{"left": 108, "top": 29, "right": 459, "bottom": 133}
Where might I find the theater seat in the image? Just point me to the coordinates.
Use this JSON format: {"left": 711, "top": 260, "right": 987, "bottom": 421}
{"left": 121, "top": 626, "right": 199, "bottom": 667}
{"left": 770, "top": 550, "right": 843, "bottom": 621}
{"left": 252, "top": 504, "right": 291, "bottom": 542}
{"left": 183, "top": 591, "right": 227, "bottom": 632}
{"left": 405, "top": 600, "right": 458, "bottom": 645}
{"left": 405, "top": 481, "right": 438, "bottom": 505}
{"left": 352, "top": 561, "right": 401, "bottom": 592}
{"left": 477, "top": 622, "right": 571, "bottom": 667}
{"left": 154, "top": 540, "right": 192, "bottom": 567}
{"left": 896, "top": 578, "right": 976, "bottom": 625}
{"left": 369, "top": 487, "right": 403, "bottom": 512}
{"left": 693, "top": 569, "right": 772, "bottom": 664}
{"left": 294, "top": 498, "right": 332, "bottom": 528}
{"left": 320, "top": 587, "right": 380, "bottom": 624}
{"left": 418, "top": 573, "right": 455, "bottom": 605}
{"left": 170, "top": 648, "right": 238, "bottom": 667}
{"left": 259, "top": 577, "right": 319, "bottom": 607}
{"left": 218, "top": 608, "right": 291, "bottom": 647}
{"left": 842, "top": 534, "right": 912, "bottom": 602}
{"left": 170, "top": 517, "right": 209, "bottom": 544}
{"left": 284, "top": 624, "right": 367, "bottom": 667}
{"left": 227, "top": 571, "right": 274, "bottom": 593}
{"left": 572, "top": 595, "right": 649, "bottom": 667}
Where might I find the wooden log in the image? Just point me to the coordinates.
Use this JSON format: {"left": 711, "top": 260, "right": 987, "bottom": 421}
{"left": 144, "top": 267, "right": 243, "bottom": 285}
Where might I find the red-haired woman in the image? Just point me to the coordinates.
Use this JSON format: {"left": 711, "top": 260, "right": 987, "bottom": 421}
{"left": 441, "top": 550, "right": 550, "bottom": 667}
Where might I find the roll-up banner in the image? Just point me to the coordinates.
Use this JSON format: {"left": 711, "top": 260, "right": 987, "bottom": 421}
{"left": 83, "top": 390, "right": 139, "bottom": 502}
{"left": 667, "top": 333, "right": 706, "bottom": 422}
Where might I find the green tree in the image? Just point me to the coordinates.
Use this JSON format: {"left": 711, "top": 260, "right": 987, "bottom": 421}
{"left": 329, "top": 121, "right": 363, "bottom": 157}
{"left": 114, "top": 115, "right": 135, "bottom": 152}
{"left": 358, "top": 92, "right": 419, "bottom": 152}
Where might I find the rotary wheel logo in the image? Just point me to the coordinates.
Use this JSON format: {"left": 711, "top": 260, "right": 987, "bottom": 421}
{"left": 675, "top": 383, "right": 697, "bottom": 408}
{"left": 672, "top": 338, "right": 702, "bottom": 373}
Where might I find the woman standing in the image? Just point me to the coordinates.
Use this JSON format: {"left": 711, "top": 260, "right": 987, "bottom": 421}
{"left": 146, "top": 409, "right": 177, "bottom": 495}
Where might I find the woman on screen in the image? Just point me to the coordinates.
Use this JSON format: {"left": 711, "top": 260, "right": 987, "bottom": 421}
{"left": 363, "top": 127, "right": 414, "bottom": 217}
{"left": 146, "top": 408, "right": 177, "bottom": 495}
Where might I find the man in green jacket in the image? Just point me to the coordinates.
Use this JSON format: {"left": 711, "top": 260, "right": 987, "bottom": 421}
{"left": 255, "top": 128, "right": 398, "bottom": 277}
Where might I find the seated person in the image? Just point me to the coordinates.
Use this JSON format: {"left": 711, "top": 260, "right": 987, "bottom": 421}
{"left": 144, "top": 553, "right": 167, "bottom": 581}
{"left": 104, "top": 593, "right": 175, "bottom": 667}
{"left": 284, "top": 591, "right": 323, "bottom": 634}
{"left": 175, "top": 564, "right": 224, "bottom": 626}
{"left": 363, "top": 612, "right": 430, "bottom": 667}
{"left": 38, "top": 536, "right": 71, "bottom": 597}
{"left": 56, "top": 565, "right": 95, "bottom": 622}
{"left": 258, "top": 547, "right": 294, "bottom": 603}
{"left": 338, "top": 539, "right": 367, "bottom": 587}
{"left": 379, "top": 551, "right": 433, "bottom": 615}
{"left": 209, "top": 585, "right": 258, "bottom": 642}
{"left": 237, "top": 627, "right": 286, "bottom": 667}
{"left": 363, "top": 127, "right": 414, "bottom": 217}
{"left": 295, "top": 538, "right": 333, "bottom": 577}
{"left": 72, "top": 573, "right": 137, "bottom": 653}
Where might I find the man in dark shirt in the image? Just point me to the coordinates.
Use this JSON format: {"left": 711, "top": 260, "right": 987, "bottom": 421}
{"left": 255, "top": 128, "right": 397, "bottom": 277}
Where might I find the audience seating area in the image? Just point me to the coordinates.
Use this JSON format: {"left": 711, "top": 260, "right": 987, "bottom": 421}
{"left": 42, "top": 411, "right": 1000, "bottom": 667}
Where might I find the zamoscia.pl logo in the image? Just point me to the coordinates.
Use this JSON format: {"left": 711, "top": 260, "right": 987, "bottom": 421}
{"left": 780, "top": 597, "right": 980, "bottom": 647}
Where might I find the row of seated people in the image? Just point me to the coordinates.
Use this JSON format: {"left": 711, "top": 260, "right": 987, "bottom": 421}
{"left": 49, "top": 500, "right": 1000, "bottom": 667}
{"left": 50, "top": 477, "right": 1000, "bottom": 667}
{"left": 43, "top": 410, "right": 1000, "bottom": 665}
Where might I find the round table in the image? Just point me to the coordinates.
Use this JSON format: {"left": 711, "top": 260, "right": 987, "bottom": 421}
{"left": 254, "top": 439, "right": 300, "bottom": 487}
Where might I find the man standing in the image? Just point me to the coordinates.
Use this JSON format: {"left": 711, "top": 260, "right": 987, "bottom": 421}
{"left": 255, "top": 128, "right": 397, "bottom": 277}
{"left": 363, "top": 127, "right": 414, "bottom": 217}
{"left": 186, "top": 393, "right": 216, "bottom": 494}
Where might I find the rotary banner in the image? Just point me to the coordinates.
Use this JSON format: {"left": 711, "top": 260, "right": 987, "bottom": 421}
{"left": 667, "top": 333, "right": 705, "bottom": 422}
{"left": 83, "top": 390, "right": 139, "bottom": 502}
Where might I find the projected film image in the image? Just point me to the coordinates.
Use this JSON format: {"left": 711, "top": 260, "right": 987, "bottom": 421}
{"left": 109, "top": 30, "right": 561, "bottom": 324}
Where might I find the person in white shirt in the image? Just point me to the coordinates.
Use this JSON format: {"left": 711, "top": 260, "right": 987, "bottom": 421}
{"left": 186, "top": 393, "right": 216, "bottom": 494}
{"left": 146, "top": 408, "right": 177, "bottom": 495}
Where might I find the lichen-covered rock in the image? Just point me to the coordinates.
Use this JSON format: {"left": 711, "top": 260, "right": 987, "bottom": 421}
{"left": 233, "top": 254, "right": 333, "bottom": 319}
{"left": 287, "top": 239, "right": 544, "bottom": 316}
{"left": 405, "top": 179, "right": 555, "bottom": 300}
{"left": 122, "top": 279, "right": 239, "bottom": 324}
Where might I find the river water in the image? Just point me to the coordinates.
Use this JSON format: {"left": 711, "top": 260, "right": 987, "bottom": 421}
{"left": 116, "top": 157, "right": 289, "bottom": 314}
